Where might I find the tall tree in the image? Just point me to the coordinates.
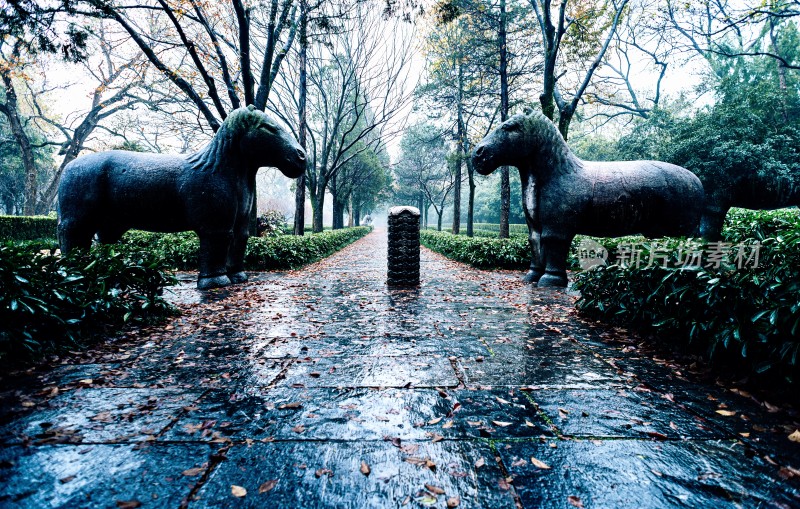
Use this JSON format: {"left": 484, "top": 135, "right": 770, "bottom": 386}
{"left": 270, "top": 1, "right": 414, "bottom": 232}
{"left": 529, "top": 0, "right": 629, "bottom": 139}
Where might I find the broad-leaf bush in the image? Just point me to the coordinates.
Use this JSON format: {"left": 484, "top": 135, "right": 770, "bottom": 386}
{"left": 121, "top": 226, "right": 372, "bottom": 271}
{"left": 0, "top": 214, "right": 57, "bottom": 241}
{"left": 575, "top": 209, "right": 800, "bottom": 382}
{"left": 421, "top": 230, "right": 529, "bottom": 269}
{"left": 0, "top": 242, "right": 176, "bottom": 361}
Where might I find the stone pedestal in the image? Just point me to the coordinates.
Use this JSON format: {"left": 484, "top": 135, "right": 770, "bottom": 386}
{"left": 387, "top": 206, "right": 420, "bottom": 287}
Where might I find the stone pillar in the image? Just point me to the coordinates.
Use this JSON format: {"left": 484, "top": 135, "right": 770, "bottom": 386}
{"left": 387, "top": 206, "right": 420, "bottom": 287}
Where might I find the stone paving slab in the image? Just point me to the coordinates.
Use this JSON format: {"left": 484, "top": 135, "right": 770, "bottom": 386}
{"left": 192, "top": 441, "right": 518, "bottom": 509}
{"left": 497, "top": 439, "right": 796, "bottom": 509}
{"left": 0, "top": 443, "right": 209, "bottom": 508}
{"left": 1, "top": 229, "right": 799, "bottom": 507}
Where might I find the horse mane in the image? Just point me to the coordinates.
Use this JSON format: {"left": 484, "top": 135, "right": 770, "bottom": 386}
{"left": 519, "top": 110, "right": 581, "bottom": 177}
{"left": 187, "top": 108, "right": 258, "bottom": 173}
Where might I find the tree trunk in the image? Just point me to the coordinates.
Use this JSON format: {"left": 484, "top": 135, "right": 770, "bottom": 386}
{"left": 312, "top": 182, "right": 325, "bottom": 233}
{"left": 330, "top": 174, "right": 344, "bottom": 230}
{"left": 452, "top": 156, "right": 461, "bottom": 235}
{"left": 498, "top": 0, "right": 510, "bottom": 239}
{"left": 467, "top": 165, "right": 475, "bottom": 237}
{"left": 452, "top": 61, "right": 465, "bottom": 235}
{"left": 0, "top": 71, "right": 38, "bottom": 216}
{"left": 354, "top": 203, "right": 360, "bottom": 226}
{"left": 293, "top": 0, "right": 308, "bottom": 236}
{"left": 417, "top": 193, "right": 424, "bottom": 229}
{"left": 437, "top": 208, "right": 443, "bottom": 231}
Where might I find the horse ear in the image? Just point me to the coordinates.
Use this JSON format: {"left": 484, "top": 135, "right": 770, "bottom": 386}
{"left": 523, "top": 106, "right": 534, "bottom": 115}
{"left": 247, "top": 104, "right": 256, "bottom": 111}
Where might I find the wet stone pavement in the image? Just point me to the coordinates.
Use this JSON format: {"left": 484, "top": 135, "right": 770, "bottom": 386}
{"left": 1, "top": 229, "right": 800, "bottom": 508}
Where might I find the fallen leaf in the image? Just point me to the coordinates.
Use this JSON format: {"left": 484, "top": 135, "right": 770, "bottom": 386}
{"left": 425, "top": 483, "right": 445, "bottom": 495}
{"left": 475, "top": 457, "right": 485, "bottom": 469}
{"left": 59, "top": 476, "right": 75, "bottom": 483}
{"left": 530, "top": 457, "right": 551, "bottom": 469}
{"left": 315, "top": 468, "right": 334, "bottom": 478}
{"left": 292, "top": 424, "right": 305, "bottom": 433}
{"left": 492, "top": 420, "right": 513, "bottom": 427}
{"left": 789, "top": 430, "right": 800, "bottom": 442}
{"left": 524, "top": 420, "right": 536, "bottom": 428}
{"left": 428, "top": 417, "right": 443, "bottom": 425}
{"left": 182, "top": 467, "right": 204, "bottom": 476}
{"left": 716, "top": 410, "right": 736, "bottom": 417}
{"left": 442, "top": 420, "right": 454, "bottom": 429}
{"left": 258, "top": 480, "right": 278, "bottom": 493}
{"left": 116, "top": 501, "right": 141, "bottom": 509}
{"left": 568, "top": 495, "right": 584, "bottom": 508}
{"left": 361, "top": 461, "right": 371, "bottom": 476}
{"left": 647, "top": 431, "right": 668, "bottom": 441}
{"left": 231, "top": 485, "right": 247, "bottom": 497}
{"left": 446, "top": 496, "right": 460, "bottom": 507}
{"left": 279, "top": 402, "right": 303, "bottom": 410}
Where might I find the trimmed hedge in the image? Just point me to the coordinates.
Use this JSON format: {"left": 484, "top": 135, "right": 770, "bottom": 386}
{"left": 420, "top": 230, "right": 529, "bottom": 269}
{"left": 1, "top": 242, "right": 176, "bottom": 362}
{"left": 0, "top": 215, "right": 57, "bottom": 241}
{"left": 420, "top": 229, "right": 644, "bottom": 271}
{"left": 121, "top": 226, "right": 373, "bottom": 271}
{"left": 575, "top": 209, "right": 800, "bottom": 382}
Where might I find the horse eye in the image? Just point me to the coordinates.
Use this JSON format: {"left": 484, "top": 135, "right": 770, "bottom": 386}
{"left": 501, "top": 123, "right": 519, "bottom": 132}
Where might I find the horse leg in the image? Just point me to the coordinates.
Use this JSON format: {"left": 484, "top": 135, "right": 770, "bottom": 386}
{"left": 523, "top": 229, "right": 545, "bottom": 283}
{"left": 521, "top": 170, "right": 544, "bottom": 283}
{"left": 699, "top": 202, "right": 729, "bottom": 241}
{"left": 197, "top": 231, "right": 233, "bottom": 290}
{"left": 227, "top": 223, "right": 250, "bottom": 285}
{"left": 58, "top": 218, "right": 94, "bottom": 254}
{"left": 537, "top": 234, "right": 573, "bottom": 288}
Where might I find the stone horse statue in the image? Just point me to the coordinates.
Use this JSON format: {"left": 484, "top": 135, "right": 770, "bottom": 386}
{"left": 58, "top": 106, "right": 306, "bottom": 289}
{"left": 700, "top": 170, "right": 800, "bottom": 240}
{"left": 471, "top": 110, "right": 704, "bottom": 287}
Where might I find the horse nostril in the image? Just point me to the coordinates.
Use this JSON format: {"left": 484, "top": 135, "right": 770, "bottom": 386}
{"left": 475, "top": 146, "right": 485, "bottom": 157}
{"left": 297, "top": 148, "right": 306, "bottom": 161}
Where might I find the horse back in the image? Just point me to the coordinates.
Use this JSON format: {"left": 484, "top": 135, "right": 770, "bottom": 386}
{"left": 60, "top": 150, "right": 194, "bottom": 232}
{"left": 578, "top": 160, "right": 703, "bottom": 237}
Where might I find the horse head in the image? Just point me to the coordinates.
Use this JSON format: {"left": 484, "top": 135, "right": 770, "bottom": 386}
{"left": 230, "top": 105, "right": 306, "bottom": 178}
{"left": 471, "top": 114, "right": 529, "bottom": 176}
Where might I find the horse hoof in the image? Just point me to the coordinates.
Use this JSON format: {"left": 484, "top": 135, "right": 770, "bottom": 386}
{"left": 536, "top": 273, "right": 568, "bottom": 288}
{"left": 522, "top": 270, "right": 543, "bottom": 283}
{"left": 228, "top": 271, "right": 248, "bottom": 284}
{"left": 197, "top": 275, "right": 232, "bottom": 290}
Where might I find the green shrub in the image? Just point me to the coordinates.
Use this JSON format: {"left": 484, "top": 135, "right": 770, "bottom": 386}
{"left": 420, "top": 230, "right": 530, "bottom": 269}
{"left": 120, "top": 226, "right": 372, "bottom": 271}
{"left": 0, "top": 215, "right": 57, "bottom": 241}
{"left": 574, "top": 226, "right": 800, "bottom": 382}
{"left": 257, "top": 211, "right": 290, "bottom": 237}
{"left": 0, "top": 242, "right": 176, "bottom": 362}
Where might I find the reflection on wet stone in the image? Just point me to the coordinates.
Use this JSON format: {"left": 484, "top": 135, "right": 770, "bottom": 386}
{"left": 1, "top": 229, "right": 798, "bottom": 507}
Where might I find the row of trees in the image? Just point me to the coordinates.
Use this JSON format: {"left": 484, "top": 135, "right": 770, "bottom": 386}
{"left": 393, "top": 0, "right": 800, "bottom": 237}
{"left": 1, "top": 0, "right": 401, "bottom": 232}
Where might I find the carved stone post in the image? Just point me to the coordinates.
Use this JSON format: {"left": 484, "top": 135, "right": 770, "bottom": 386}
{"left": 387, "top": 206, "right": 420, "bottom": 287}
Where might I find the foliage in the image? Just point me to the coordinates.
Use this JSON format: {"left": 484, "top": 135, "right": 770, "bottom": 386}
{"left": 574, "top": 209, "right": 800, "bottom": 382}
{"left": 421, "top": 229, "right": 529, "bottom": 269}
{"left": 0, "top": 118, "right": 56, "bottom": 215}
{"left": 257, "top": 211, "right": 290, "bottom": 237}
{"left": 122, "top": 227, "right": 373, "bottom": 271}
{"left": 0, "top": 242, "right": 176, "bottom": 362}
{"left": 0, "top": 214, "right": 57, "bottom": 241}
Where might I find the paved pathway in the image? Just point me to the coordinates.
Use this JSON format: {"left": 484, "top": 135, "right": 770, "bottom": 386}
{"left": 1, "top": 229, "right": 799, "bottom": 508}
